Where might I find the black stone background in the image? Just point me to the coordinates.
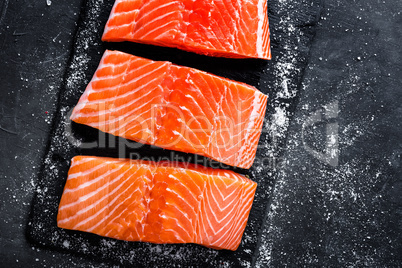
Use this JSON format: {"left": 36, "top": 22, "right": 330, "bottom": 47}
{"left": 0, "top": 0, "right": 401, "bottom": 267}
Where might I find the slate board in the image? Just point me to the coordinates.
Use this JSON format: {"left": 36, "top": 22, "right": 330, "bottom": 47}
{"left": 27, "top": 0, "right": 322, "bottom": 266}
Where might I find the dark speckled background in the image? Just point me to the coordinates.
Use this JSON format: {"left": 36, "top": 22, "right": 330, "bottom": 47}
{"left": 0, "top": 0, "right": 401, "bottom": 266}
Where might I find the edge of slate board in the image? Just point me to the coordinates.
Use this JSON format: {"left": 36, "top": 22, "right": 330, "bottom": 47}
{"left": 27, "top": 0, "right": 323, "bottom": 266}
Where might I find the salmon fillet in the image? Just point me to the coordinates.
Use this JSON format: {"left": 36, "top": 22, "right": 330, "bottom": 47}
{"left": 102, "top": 0, "right": 271, "bottom": 59}
{"left": 57, "top": 156, "right": 257, "bottom": 251}
{"left": 70, "top": 50, "right": 268, "bottom": 169}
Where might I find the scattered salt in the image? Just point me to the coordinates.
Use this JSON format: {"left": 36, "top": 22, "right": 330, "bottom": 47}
{"left": 63, "top": 240, "right": 70, "bottom": 248}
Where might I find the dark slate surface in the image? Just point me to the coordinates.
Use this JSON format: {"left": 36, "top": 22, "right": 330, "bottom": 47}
{"left": 0, "top": 0, "right": 86, "bottom": 266}
{"left": 256, "top": 1, "right": 402, "bottom": 266}
{"left": 0, "top": 0, "right": 401, "bottom": 267}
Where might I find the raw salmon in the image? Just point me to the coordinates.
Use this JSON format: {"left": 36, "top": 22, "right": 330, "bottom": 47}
{"left": 70, "top": 50, "right": 268, "bottom": 169}
{"left": 57, "top": 155, "right": 257, "bottom": 251}
{"left": 102, "top": 0, "right": 271, "bottom": 59}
